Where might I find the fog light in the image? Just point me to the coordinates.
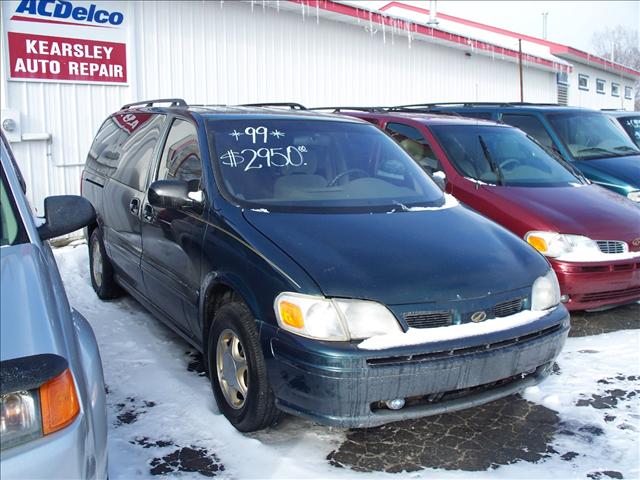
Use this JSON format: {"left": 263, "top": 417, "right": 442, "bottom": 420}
{"left": 385, "top": 398, "right": 405, "bottom": 410}
{"left": 560, "top": 294, "right": 569, "bottom": 303}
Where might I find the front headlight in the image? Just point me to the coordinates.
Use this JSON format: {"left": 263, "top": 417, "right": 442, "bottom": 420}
{"left": 531, "top": 270, "right": 561, "bottom": 311}
{"left": 275, "top": 292, "right": 402, "bottom": 341}
{"left": 0, "top": 391, "right": 42, "bottom": 450}
{"left": 627, "top": 191, "right": 640, "bottom": 202}
{"left": 525, "top": 231, "right": 601, "bottom": 258}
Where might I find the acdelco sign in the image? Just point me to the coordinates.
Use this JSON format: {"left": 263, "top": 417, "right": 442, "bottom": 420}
{"left": 14, "top": 0, "right": 124, "bottom": 26}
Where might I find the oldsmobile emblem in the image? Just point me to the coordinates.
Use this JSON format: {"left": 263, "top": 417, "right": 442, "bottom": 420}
{"left": 471, "top": 311, "right": 487, "bottom": 323}
{"left": 632, "top": 238, "right": 640, "bottom": 247}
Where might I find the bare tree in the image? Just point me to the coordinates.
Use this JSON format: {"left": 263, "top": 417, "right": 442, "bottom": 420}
{"left": 591, "top": 26, "right": 640, "bottom": 110}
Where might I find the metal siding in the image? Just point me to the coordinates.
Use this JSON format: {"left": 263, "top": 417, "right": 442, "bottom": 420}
{"left": 3, "top": 0, "right": 557, "bottom": 209}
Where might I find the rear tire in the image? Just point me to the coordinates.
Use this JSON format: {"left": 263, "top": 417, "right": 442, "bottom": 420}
{"left": 207, "top": 302, "right": 281, "bottom": 432}
{"left": 89, "top": 228, "right": 121, "bottom": 299}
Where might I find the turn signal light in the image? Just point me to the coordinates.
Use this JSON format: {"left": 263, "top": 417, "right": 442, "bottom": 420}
{"left": 40, "top": 369, "right": 80, "bottom": 436}
{"left": 279, "top": 301, "right": 304, "bottom": 328}
{"left": 527, "top": 235, "right": 548, "bottom": 254}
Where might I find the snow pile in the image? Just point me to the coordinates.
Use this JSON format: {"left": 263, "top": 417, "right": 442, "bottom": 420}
{"left": 358, "top": 308, "right": 552, "bottom": 350}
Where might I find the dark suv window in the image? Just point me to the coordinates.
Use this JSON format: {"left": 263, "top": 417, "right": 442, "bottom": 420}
{"left": 86, "top": 113, "right": 166, "bottom": 191}
{"left": 385, "top": 122, "right": 443, "bottom": 174}
{"left": 501, "top": 114, "right": 554, "bottom": 148}
{"left": 157, "top": 119, "right": 202, "bottom": 188}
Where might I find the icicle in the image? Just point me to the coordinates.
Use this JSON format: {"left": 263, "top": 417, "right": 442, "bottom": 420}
{"left": 250, "top": 0, "right": 254, "bottom": 12}
{"left": 382, "top": 17, "right": 386, "bottom": 44}
{"left": 276, "top": 0, "right": 279, "bottom": 12}
{"left": 316, "top": 2, "right": 319, "bottom": 24}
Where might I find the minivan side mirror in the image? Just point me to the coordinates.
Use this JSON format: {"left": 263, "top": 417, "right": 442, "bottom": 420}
{"left": 148, "top": 179, "right": 197, "bottom": 209}
{"left": 37, "top": 195, "right": 96, "bottom": 241}
{"left": 431, "top": 171, "right": 447, "bottom": 191}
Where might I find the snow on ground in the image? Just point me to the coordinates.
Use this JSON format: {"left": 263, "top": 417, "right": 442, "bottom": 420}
{"left": 53, "top": 244, "right": 639, "bottom": 479}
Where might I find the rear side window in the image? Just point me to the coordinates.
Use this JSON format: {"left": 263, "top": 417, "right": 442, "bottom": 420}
{"left": 458, "top": 112, "right": 493, "bottom": 120}
{"left": 501, "top": 114, "right": 554, "bottom": 148}
{"left": 157, "top": 119, "right": 202, "bottom": 188}
{"left": 385, "top": 122, "right": 443, "bottom": 174}
{"left": 85, "top": 113, "right": 166, "bottom": 190}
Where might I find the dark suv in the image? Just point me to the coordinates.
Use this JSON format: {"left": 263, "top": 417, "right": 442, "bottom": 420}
{"left": 81, "top": 99, "right": 569, "bottom": 431}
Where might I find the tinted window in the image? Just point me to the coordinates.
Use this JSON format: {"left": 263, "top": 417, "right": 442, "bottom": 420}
{"left": 86, "top": 113, "right": 166, "bottom": 191}
{"left": 112, "top": 114, "right": 166, "bottom": 190}
{"left": 208, "top": 119, "right": 444, "bottom": 211}
{"left": 157, "top": 119, "right": 202, "bottom": 188}
{"left": 0, "top": 166, "right": 28, "bottom": 246}
{"left": 617, "top": 116, "right": 640, "bottom": 148}
{"left": 430, "top": 125, "right": 581, "bottom": 187}
{"left": 502, "top": 114, "right": 554, "bottom": 148}
{"left": 547, "top": 112, "right": 640, "bottom": 160}
{"left": 385, "top": 122, "right": 443, "bottom": 174}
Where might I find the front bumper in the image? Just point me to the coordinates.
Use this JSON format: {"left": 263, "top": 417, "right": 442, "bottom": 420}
{"left": 552, "top": 257, "right": 640, "bottom": 311}
{"left": 265, "top": 306, "right": 569, "bottom": 428}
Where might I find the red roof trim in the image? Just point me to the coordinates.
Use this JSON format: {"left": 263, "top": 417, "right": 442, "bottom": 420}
{"left": 380, "top": 1, "right": 640, "bottom": 77}
{"left": 289, "top": 1, "right": 571, "bottom": 73}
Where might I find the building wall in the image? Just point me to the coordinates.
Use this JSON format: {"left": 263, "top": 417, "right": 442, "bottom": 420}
{"left": 2, "top": 0, "right": 557, "bottom": 210}
{"left": 568, "top": 62, "right": 636, "bottom": 110}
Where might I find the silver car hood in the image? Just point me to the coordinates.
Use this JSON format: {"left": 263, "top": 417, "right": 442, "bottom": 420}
{"left": 1, "top": 243, "right": 67, "bottom": 361}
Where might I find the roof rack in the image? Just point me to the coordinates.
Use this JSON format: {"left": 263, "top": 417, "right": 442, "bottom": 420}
{"left": 121, "top": 98, "right": 187, "bottom": 109}
{"left": 395, "top": 102, "right": 562, "bottom": 109}
{"left": 386, "top": 107, "right": 462, "bottom": 116}
{"left": 309, "top": 106, "right": 387, "bottom": 113}
{"left": 240, "top": 102, "right": 307, "bottom": 110}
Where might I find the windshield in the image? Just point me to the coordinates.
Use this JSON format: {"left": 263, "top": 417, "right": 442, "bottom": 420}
{"left": 1, "top": 167, "right": 28, "bottom": 246}
{"left": 207, "top": 119, "right": 444, "bottom": 211}
{"left": 547, "top": 112, "right": 640, "bottom": 160}
{"left": 430, "top": 125, "right": 582, "bottom": 187}
{"left": 616, "top": 116, "right": 640, "bottom": 148}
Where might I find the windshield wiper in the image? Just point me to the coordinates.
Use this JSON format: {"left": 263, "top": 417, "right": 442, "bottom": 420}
{"left": 577, "top": 147, "right": 616, "bottom": 155}
{"left": 478, "top": 135, "right": 504, "bottom": 186}
{"left": 613, "top": 146, "right": 640, "bottom": 154}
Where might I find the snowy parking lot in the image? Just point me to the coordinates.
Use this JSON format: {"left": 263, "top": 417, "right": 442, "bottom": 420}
{"left": 54, "top": 244, "right": 639, "bottom": 480}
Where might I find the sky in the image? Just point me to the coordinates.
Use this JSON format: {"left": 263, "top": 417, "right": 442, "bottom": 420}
{"left": 343, "top": 1, "right": 640, "bottom": 54}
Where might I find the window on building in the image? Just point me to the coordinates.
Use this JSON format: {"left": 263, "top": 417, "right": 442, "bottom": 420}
{"left": 384, "top": 122, "right": 443, "bottom": 175}
{"left": 612, "top": 83, "right": 620, "bottom": 97}
{"left": 596, "top": 79, "right": 606, "bottom": 94}
{"left": 625, "top": 86, "right": 633, "bottom": 100}
{"left": 578, "top": 74, "right": 589, "bottom": 91}
{"left": 556, "top": 72, "right": 569, "bottom": 85}
{"left": 158, "top": 119, "right": 202, "bottom": 189}
{"left": 501, "top": 114, "right": 555, "bottom": 148}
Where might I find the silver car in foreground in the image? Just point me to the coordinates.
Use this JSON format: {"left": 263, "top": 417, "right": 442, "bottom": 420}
{"left": 0, "top": 133, "right": 108, "bottom": 479}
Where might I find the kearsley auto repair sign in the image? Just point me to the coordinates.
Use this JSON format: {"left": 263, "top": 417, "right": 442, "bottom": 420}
{"left": 3, "top": 0, "right": 128, "bottom": 84}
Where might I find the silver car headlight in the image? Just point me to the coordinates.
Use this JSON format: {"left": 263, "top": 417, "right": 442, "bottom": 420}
{"left": 525, "top": 231, "right": 606, "bottom": 259}
{"left": 627, "top": 191, "right": 640, "bottom": 202}
{"left": 274, "top": 292, "right": 402, "bottom": 341}
{"left": 531, "top": 270, "right": 561, "bottom": 311}
{"left": 0, "top": 391, "right": 42, "bottom": 451}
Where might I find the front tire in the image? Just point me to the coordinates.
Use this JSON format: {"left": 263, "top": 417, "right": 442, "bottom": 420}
{"left": 207, "top": 302, "right": 281, "bottom": 432}
{"left": 89, "top": 228, "right": 121, "bottom": 299}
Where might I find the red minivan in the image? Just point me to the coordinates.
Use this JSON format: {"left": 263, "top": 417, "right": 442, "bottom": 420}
{"left": 335, "top": 109, "right": 640, "bottom": 311}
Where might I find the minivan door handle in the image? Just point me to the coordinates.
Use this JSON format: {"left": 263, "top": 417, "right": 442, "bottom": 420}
{"left": 129, "top": 198, "right": 140, "bottom": 216}
{"left": 143, "top": 204, "right": 155, "bottom": 222}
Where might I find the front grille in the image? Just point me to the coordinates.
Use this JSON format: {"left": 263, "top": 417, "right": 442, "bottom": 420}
{"left": 596, "top": 240, "right": 626, "bottom": 254}
{"left": 493, "top": 297, "right": 525, "bottom": 317}
{"left": 404, "top": 311, "right": 452, "bottom": 329}
{"left": 366, "top": 324, "right": 562, "bottom": 367}
{"left": 581, "top": 286, "right": 640, "bottom": 303}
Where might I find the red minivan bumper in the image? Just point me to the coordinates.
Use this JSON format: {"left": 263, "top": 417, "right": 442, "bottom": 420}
{"left": 551, "top": 257, "right": 640, "bottom": 311}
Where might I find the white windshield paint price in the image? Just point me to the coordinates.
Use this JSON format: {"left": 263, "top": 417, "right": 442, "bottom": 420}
{"left": 221, "top": 146, "right": 306, "bottom": 171}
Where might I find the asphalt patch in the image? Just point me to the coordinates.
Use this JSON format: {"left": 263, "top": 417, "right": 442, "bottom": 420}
{"left": 327, "top": 395, "right": 561, "bottom": 473}
{"left": 114, "top": 397, "right": 156, "bottom": 426}
{"left": 587, "top": 471, "right": 624, "bottom": 480}
{"left": 186, "top": 350, "right": 207, "bottom": 377}
{"left": 150, "top": 446, "right": 224, "bottom": 477}
{"left": 569, "top": 304, "right": 639, "bottom": 337}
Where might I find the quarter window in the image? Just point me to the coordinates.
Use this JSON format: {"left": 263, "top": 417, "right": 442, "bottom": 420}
{"left": 384, "top": 122, "right": 443, "bottom": 175}
{"left": 157, "top": 119, "right": 202, "bottom": 188}
{"left": 611, "top": 83, "right": 620, "bottom": 97}
{"left": 501, "top": 114, "right": 554, "bottom": 148}
{"left": 596, "top": 79, "right": 606, "bottom": 94}
{"left": 578, "top": 74, "right": 589, "bottom": 91}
